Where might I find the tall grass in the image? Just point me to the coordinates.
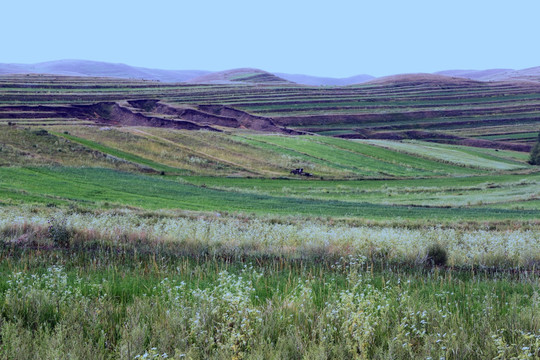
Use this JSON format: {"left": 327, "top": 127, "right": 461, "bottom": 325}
{"left": 0, "top": 207, "right": 539, "bottom": 358}
{"left": 2, "top": 207, "right": 540, "bottom": 270}
{"left": 0, "top": 250, "right": 537, "bottom": 359}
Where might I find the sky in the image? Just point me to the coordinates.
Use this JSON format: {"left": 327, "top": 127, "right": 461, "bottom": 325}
{"left": 2, "top": 0, "right": 540, "bottom": 77}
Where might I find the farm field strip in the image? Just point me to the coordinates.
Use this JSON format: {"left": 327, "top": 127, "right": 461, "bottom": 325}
{"left": 358, "top": 140, "right": 531, "bottom": 170}
{"left": 479, "top": 132, "right": 540, "bottom": 140}
{"left": 168, "top": 92, "right": 540, "bottom": 107}
{"left": 450, "top": 123, "right": 540, "bottom": 137}
{"left": 58, "top": 127, "right": 319, "bottom": 177}
{"left": 404, "top": 141, "right": 532, "bottom": 165}
{"left": 306, "top": 136, "right": 497, "bottom": 173}
{"left": 291, "top": 112, "right": 540, "bottom": 130}
{"left": 121, "top": 128, "right": 280, "bottom": 176}
{"left": 53, "top": 131, "right": 188, "bottom": 174}
{"left": 1, "top": 166, "right": 540, "bottom": 221}
{"left": 3, "top": 77, "right": 540, "bottom": 106}
{"left": 233, "top": 96, "right": 540, "bottom": 113}
{"left": 244, "top": 134, "right": 485, "bottom": 176}
{"left": 184, "top": 172, "right": 540, "bottom": 207}
{"left": 1, "top": 125, "right": 497, "bottom": 179}
{"left": 239, "top": 134, "right": 428, "bottom": 177}
{"left": 1, "top": 121, "right": 535, "bottom": 178}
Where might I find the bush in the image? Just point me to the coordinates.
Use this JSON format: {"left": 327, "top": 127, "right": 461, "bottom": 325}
{"left": 33, "top": 129, "right": 49, "bottom": 136}
{"left": 426, "top": 243, "right": 448, "bottom": 267}
{"left": 47, "top": 217, "right": 72, "bottom": 248}
{"left": 529, "top": 133, "right": 540, "bottom": 165}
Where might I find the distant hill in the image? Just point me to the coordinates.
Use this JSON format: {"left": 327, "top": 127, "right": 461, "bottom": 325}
{"left": 274, "top": 73, "right": 375, "bottom": 86}
{"left": 0, "top": 60, "right": 374, "bottom": 85}
{"left": 365, "top": 73, "right": 481, "bottom": 86}
{"left": 435, "top": 69, "right": 512, "bottom": 81}
{"left": 187, "top": 68, "right": 292, "bottom": 84}
{"left": 435, "top": 68, "right": 540, "bottom": 83}
{"left": 2, "top": 59, "right": 540, "bottom": 85}
{"left": 0, "top": 60, "right": 211, "bottom": 83}
{"left": 483, "top": 66, "right": 540, "bottom": 82}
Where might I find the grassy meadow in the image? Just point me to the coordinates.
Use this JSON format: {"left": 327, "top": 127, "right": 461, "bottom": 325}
{"left": 0, "top": 76, "right": 539, "bottom": 358}
{"left": 0, "top": 208, "right": 539, "bottom": 359}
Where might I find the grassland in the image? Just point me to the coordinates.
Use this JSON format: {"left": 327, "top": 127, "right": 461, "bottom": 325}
{"left": 0, "top": 208, "right": 539, "bottom": 359}
{"left": 0, "top": 75, "right": 539, "bottom": 359}
{"left": 1, "top": 124, "right": 538, "bottom": 221}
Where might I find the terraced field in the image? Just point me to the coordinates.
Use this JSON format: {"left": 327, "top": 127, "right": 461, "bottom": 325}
{"left": 1, "top": 74, "right": 539, "bottom": 149}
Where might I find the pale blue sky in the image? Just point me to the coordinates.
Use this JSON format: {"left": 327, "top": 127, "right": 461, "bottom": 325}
{"left": 1, "top": 0, "right": 539, "bottom": 77}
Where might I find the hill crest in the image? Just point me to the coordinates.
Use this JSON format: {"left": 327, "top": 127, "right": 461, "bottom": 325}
{"left": 364, "top": 73, "right": 481, "bottom": 86}
{"left": 2, "top": 60, "right": 540, "bottom": 85}
{"left": 187, "top": 68, "right": 292, "bottom": 84}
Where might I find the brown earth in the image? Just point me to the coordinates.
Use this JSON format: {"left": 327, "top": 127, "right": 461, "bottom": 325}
{"left": 0, "top": 100, "right": 301, "bottom": 134}
{"left": 197, "top": 104, "right": 302, "bottom": 134}
{"left": 127, "top": 100, "right": 240, "bottom": 128}
{"left": 127, "top": 100, "right": 301, "bottom": 134}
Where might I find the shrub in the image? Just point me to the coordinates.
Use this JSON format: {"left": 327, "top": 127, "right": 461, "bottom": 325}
{"left": 47, "top": 217, "right": 72, "bottom": 248}
{"left": 33, "top": 129, "right": 49, "bottom": 136}
{"left": 529, "top": 133, "right": 540, "bottom": 165}
{"left": 426, "top": 243, "right": 448, "bottom": 267}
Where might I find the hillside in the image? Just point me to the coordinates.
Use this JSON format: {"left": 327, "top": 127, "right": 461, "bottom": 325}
{"left": 1, "top": 124, "right": 539, "bottom": 217}
{"left": 365, "top": 73, "right": 481, "bottom": 86}
{"left": 436, "top": 67, "right": 540, "bottom": 83}
{"left": 486, "top": 66, "right": 540, "bottom": 82}
{"left": 0, "top": 59, "right": 211, "bottom": 82}
{"left": 0, "top": 60, "right": 376, "bottom": 85}
{"left": 2, "top": 125, "right": 531, "bottom": 177}
{"left": 274, "top": 73, "right": 375, "bottom": 86}
{"left": 435, "top": 69, "right": 512, "bottom": 80}
{"left": 187, "top": 68, "right": 292, "bottom": 84}
{"left": 3, "top": 60, "right": 540, "bottom": 85}
{"left": 1, "top": 73, "right": 539, "bottom": 149}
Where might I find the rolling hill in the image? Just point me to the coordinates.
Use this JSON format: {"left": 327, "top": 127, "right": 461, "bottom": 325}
{"left": 0, "top": 59, "right": 211, "bottom": 82}
{"left": 364, "top": 73, "right": 481, "bottom": 86}
{"left": 436, "top": 67, "right": 540, "bottom": 83}
{"left": 1, "top": 72, "right": 539, "bottom": 150}
{"left": 186, "top": 68, "right": 292, "bottom": 84}
{"left": 0, "top": 60, "right": 376, "bottom": 85}
{"left": 435, "top": 69, "right": 511, "bottom": 80}
{"left": 274, "top": 73, "right": 375, "bottom": 86}
{"left": 3, "top": 59, "right": 540, "bottom": 85}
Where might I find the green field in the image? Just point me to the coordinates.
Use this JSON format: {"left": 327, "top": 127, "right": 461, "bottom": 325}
{"left": 357, "top": 140, "right": 529, "bottom": 170}
{"left": 2, "top": 166, "right": 540, "bottom": 222}
{"left": 1, "top": 124, "right": 539, "bottom": 221}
